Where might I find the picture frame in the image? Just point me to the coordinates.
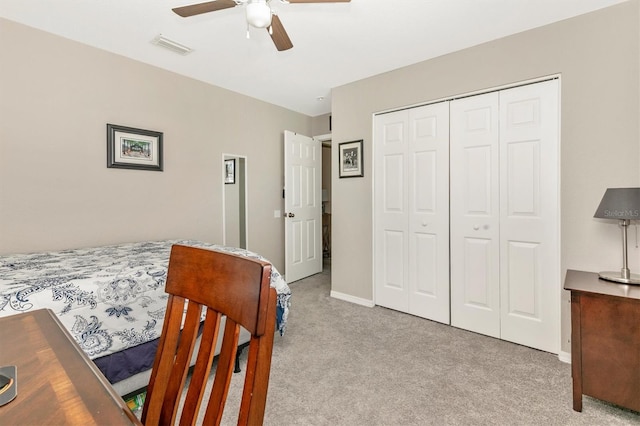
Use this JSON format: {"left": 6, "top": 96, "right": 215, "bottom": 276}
{"left": 107, "top": 124, "right": 163, "bottom": 171}
{"left": 338, "top": 140, "right": 364, "bottom": 178}
{"left": 224, "top": 158, "right": 236, "bottom": 184}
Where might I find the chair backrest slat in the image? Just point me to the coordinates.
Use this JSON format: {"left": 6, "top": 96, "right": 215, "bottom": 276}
{"left": 141, "top": 245, "right": 277, "bottom": 426}
{"left": 178, "top": 309, "right": 221, "bottom": 425}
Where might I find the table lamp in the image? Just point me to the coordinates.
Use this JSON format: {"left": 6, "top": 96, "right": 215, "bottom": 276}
{"left": 593, "top": 187, "right": 640, "bottom": 285}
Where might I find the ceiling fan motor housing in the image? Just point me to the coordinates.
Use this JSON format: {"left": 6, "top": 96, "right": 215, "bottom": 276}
{"left": 246, "top": 0, "right": 272, "bottom": 28}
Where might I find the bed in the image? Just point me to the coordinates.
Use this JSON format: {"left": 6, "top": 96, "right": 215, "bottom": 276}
{"left": 0, "top": 240, "right": 291, "bottom": 396}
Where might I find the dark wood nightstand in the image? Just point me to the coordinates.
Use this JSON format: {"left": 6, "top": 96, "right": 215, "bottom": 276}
{"left": 564, "top": 270, "right": 640, "bottom": 413}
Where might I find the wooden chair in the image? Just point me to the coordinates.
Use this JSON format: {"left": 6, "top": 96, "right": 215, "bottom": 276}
{"left": 141, "top": 244, "right": 277, "bottom": 426}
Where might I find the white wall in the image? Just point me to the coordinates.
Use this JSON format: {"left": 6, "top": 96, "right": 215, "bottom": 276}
{"left": 0, "top": 18, "right": 312, "bottom": 272}
{"left": 331, "top": 1, "right": 640, "bottom": 354}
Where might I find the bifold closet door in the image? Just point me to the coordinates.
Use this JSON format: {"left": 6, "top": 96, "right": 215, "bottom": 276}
{"left": 498, "top": 80, "right": 559, "bottom": 353}
{"left": 450, "top": 80, "right": 560, "bottom": 353}
{"left": 450, "top": 92, "right": 501, "bottom": 338}
{"left": 374, "top": 102, "right": 450, "bottom": 324}
{"left": 374, "top": 110, "right": 408, "bottom": 312}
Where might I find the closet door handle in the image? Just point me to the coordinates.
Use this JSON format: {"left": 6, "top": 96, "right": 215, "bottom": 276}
{"left": 473, "top": 225, "right": 480, "bottom": 231}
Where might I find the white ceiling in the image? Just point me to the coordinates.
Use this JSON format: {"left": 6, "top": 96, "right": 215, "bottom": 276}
{"left": 0, "top": 0, "right": 627, "bottom": 116}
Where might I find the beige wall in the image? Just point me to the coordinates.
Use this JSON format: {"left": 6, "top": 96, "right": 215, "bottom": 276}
{"left": 0, "top": 18, "right": 312, "bottom": 272}
{"left": 331, "top": 1, "right": 640, "bottom": 355}
{"left": 311, "top": 113, "right": 332, "bottom": 137}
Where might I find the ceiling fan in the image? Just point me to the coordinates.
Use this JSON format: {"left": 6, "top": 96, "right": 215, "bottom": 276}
{"left": 172, "top": 0, "right": 351, "bottom": 51}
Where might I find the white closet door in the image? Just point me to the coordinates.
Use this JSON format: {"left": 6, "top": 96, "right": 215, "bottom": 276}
{"left": 499, "top": 80, "right": 559, "bottom": 353}
{"left": 407, "top": 103, "right": 450, "bottom": 323}
{"left": 450, "top": 92, "right": 501, "bottom": 338}
{"left": 374, "top": 103, "right": 450, "bottom": 323}
{"left": 374, "top": 110, "right": 409, "bottom": 312}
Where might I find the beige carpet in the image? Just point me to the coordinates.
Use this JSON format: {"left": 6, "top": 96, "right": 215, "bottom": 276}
{"left": 187, "top": 261, "right": 639, "bottom": 425}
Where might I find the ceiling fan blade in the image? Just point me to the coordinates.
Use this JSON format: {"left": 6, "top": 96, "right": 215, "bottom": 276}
{"left": 172, "top": 0, "right": 237, "bottom": 17}
{"left": 268, "top": 15, "right": 293, "bottom": 52}
{"left": 286, "top": 0, "right": 350, "bottom": 3}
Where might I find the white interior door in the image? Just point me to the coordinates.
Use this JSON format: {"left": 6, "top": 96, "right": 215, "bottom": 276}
{"left": 374, "top": 103, "right": 450, "bottom": 323}
{"left": 284, "top": 130, "right": 322, "bottom": 283}
{"left": 499, "top": 80, "right": 559, "bottom": 353}
{"left": 374, "top": 110, "right": 409, "bottom": 312}
{"left": 450, "top": 92, "right": 501, "bottom": 338}
{"left": 407, "top": 103, "right": 450, "bottom": 323}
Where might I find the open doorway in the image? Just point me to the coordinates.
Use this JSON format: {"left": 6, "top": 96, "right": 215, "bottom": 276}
{"left": 222, "top": 154, "right": 247, "bottom": 249}
{"left": 316, "top": 134, "right": 332, "bottom": 272}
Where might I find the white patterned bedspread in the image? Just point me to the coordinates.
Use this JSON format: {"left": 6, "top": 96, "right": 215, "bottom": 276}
{"left": 0, "top": 240, "right": 291, "bottom": 359}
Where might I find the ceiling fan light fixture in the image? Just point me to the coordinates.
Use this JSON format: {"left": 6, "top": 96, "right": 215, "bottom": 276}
{"left": 246, "top": 0, "right": 272, "bottom": 28}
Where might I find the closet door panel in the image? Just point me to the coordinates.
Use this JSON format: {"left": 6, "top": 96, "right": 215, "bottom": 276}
{"left": 505, "top": 241, "right": 539, "bottom": 316}
{"left": 408, "top": 103, "right": 450, "bottom": 323}
{"left": 383, "top": 154, "right": 404, "bottom": 212}
{"left": 462, "top": 237, "right": 494, "bottom": 308}
{"left": 499, "top": 80, "right": 559, "bottom": 353}
{"left": 413, "top": 151, "right": 436, "bottom": 211}
{"left": 464, "top": 146, "right": 493, "bottom": 213}
{"left": 382, "top": 230, "right": 405, "bottom": 284}
{"left": 374, "top": 111, "right": 409, "bottom": 311}
{"left": 507, "top": 141, "right": 539, "bottom": 217}
{"left": 413, "top": 234, "right": 437, "bottom": 294}
{"left": 450, "top": 92, "right": 500, "bottom": 338}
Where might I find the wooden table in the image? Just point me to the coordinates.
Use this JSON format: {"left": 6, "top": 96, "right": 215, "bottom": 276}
{"left": 0, "top": 309, "right": 142, "bottom": 425}
{"left": 564, "top": 270, "right": 640, "bottom": 413}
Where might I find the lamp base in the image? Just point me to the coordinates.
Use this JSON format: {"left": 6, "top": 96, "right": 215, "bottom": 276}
{"left": 598, "top": 271, "right": 640, "bottom": 285}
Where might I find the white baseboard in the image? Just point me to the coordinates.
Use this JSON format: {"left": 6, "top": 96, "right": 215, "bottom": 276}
{"left": 330, "top": 290, "right": 375, "bottom": 307}
{"left": 558, "top": 350, "right": 571, "bottom": 364}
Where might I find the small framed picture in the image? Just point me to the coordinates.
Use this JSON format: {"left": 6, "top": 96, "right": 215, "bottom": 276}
{"left": 107, "top": 124, "right": 163, "bottom": 171}
{"left": 338, "top": 140, "right": 363, "bottom": 178}
{"left": 224, "top": 159, "right": 236, "bottom": 184}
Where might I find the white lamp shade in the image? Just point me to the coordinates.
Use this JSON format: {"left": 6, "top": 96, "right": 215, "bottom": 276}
{"left": 246, "top": 1, "right": 272, "bottom": 28}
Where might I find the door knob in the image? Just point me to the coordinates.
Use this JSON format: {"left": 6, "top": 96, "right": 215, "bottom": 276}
{"left": 473, "top": 225, "right": 480, "bottom": 230}
{"left": 286, "top": 212, "right": 295, "bottom": 218}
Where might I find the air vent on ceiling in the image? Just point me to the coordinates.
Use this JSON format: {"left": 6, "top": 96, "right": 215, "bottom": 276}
{"left": 151, "top": 34, "right": 193, "bottom": 55}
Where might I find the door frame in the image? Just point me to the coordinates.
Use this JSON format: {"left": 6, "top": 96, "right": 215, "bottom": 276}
{"left": 222, "top": 153, "right": 248, "bottom": 249}
{"left": 314, "top": 133, "right": 332, "bottom": 144}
